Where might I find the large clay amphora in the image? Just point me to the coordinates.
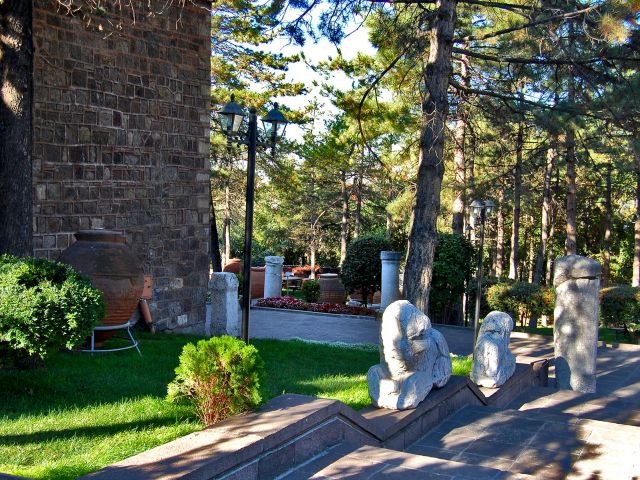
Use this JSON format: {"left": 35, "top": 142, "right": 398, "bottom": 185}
{"left": 59, "top": 230, "right": 144, "bottom": 342}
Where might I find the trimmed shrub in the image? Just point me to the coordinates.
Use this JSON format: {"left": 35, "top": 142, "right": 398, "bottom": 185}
{"left": 486, "top": 280, "right": 552, "bottom": 327}
{"left": 429, "top": 233, "right": 475, "bottom": 324}
{"left": 0, "top": 255, "right": 105, "bottom": 363}
{"left": 341, "top": 234, "right": 392, "bottom": 307}
{"left": 167, "top": 336, "right": 264, "bottom": 426}
{"left": 467, "top": 276, "right": 509, "bottom": 319}
{"left": 600, "top": 285, "right": 640, "bottom": 336}
{"left": 300, "top": 279, "right": 320, "bottom": 303}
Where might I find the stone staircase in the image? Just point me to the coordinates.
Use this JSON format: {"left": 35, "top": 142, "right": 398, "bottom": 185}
{"left": 279, "top": 387, "right": 640, "bottom": 480}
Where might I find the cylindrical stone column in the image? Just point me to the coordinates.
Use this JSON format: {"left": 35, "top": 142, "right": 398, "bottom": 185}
{"left": 263, "top": 256, "right": 284, "bottom": 299}
{"left": 553, "top": 255, "right": 601, "bottom": 393}
{"left": 380, "top": 251, "right": 402, "bottom": 311}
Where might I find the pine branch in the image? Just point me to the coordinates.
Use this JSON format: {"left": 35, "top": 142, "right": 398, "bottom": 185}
{"left": 456, "top": 3, "right": 602, "bottom": 44}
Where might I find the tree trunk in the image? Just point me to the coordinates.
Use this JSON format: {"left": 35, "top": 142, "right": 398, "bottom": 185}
{"left": 508, "top": 122, "right": 523, "bottom": 280}
{"left": 0, "top": 2, "right": 33, "bottom": 256}
{"left": 451, "top": 115, "right": 465, "bottom": 235}
{"left": 534, "top": 146, "right": 555, "bottom": 284}
{"left": 310, "top": 239, "right": 316, "bottom": 280}
{"left": 495, "top": 186, "right": 505, "bottom": 277}
{"left": 565, "top": 22, "right": 578, "bottom": 256}
{"left": 633, "top": 140, "right": 640, "bottom": 287}
{"left": 526, "top": 214, "right": 535, "bottom": 283}
{"left": 209, "top": 184, "right": 222, "bottom": 273}
{"left": 403, "top": 0, "right": 457, "bottom": 312}
{"left": 451, "top": 55, "right": 468, "bottom": 235}
{"left": 340, "top": 170, "right": 349, "bottom": 266}
{"left": 386, "top": 184, "right": 393, "bottom": 237}
{"left": 546, "top": 166, "right": 560, "bottom": 286}
{"left": 223, "top": 179, "right": 231, "bottom": 265}
{"left": 354, "top": 171, "right": 363, "bottom": 238}
{"left": 602, "top": 160, "right": 612, "bottom": 287}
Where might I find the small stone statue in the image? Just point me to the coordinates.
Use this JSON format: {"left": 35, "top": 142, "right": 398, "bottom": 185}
{"left": 367, "top": 300, "right": 452, "bottom": 410}
{"left": 470, "top": 311, "right": 516, "bottom": 388}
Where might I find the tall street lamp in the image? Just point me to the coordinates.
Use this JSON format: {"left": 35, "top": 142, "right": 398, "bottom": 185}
{"left": 469, "top": 198, "right": 496, "bottom": 354}
{"left": 218, "top": 94, "right": 288, "bottom": 343}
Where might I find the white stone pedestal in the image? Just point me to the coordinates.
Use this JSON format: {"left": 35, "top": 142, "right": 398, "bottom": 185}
{"left": 208, "top": 272, "right": 241, "bottom": 337}
{"left": 380, "top": 251, "right": 402, "bottom": 311}
{"left": 553, "top": 255, "right": 601, "bottom": 393}
{"left": 264, "top": 256, "right": 284, "bottom": 299}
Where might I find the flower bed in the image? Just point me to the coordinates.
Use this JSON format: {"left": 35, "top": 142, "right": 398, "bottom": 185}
{"left": 256, "top": 296, "right": 377, "bottom": 316}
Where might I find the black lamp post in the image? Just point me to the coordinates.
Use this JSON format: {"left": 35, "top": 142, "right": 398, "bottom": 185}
{"left": 218, "top": 94, "right": 288, "bottom": 343}
{"left": 464, "top": 223, "right": 474, "bottom": 327}
{"left": 469, "top": 199, "right": 496, "bottom": 354}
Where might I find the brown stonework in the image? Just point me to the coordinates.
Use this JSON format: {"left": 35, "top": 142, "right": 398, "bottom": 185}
{"left": 31, "top": 1, "right": 211, "bottom": 333}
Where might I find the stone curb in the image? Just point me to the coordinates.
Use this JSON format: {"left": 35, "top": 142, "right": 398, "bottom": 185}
{"left": 251, "top": 306, "right": 377, "bottom": 321}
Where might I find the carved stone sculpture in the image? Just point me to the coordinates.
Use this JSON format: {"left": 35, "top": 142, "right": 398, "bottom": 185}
{"left": 367, "top": 300, "right": 452, "bottom": 410}
{"left": 470, "top": 311, "right": 516, "bottom": 388}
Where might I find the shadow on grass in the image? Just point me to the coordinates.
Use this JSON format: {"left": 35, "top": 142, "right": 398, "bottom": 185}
{"left": 0, "top": 332, "right": 199, "bottom": 419}
{"left": 0, "top": 415, "right": 190, "bottom": 446}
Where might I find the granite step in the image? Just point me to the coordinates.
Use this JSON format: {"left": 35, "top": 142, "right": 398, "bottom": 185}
{"left": 506, "top": 385, "right": 640, "bottom": 426}
{"left": 279, "top": 443, "right": 530, "bottom": 479}
{"left": 408, "top": 404, "right": 640, "bottom": 480}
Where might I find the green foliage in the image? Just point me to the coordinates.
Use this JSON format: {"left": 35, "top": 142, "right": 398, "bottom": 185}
{"left": 301, "top": 279, "right": 321, "bottom": 303}
{"left": 467, "top": 276, "right": 509, "bottom": 319}
{"left": 0, "top": 255, "right": 105, "bottom": 363}
{"left": 341, "top": 234, "right": 392, "bottom": 306}
{"left": 429, "top": 233, "right": 475, "bottom": 323}
{"left": 600, "top": 285, "right": 640, "bottom": 337}
{"left": 167, "top": 336, "right": 264, "bottom": 426}
{"left": 486, "top": 281, "right": 553, "bottom": 327}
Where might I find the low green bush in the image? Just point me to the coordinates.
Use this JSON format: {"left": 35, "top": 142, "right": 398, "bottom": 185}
{"left": 167, "top": 336, "right": 264, "bottom": 426}
{"left": 0, "top": 255, "right": 105, "bottom": 364}
{"left": 341, "top": 234, "right": 392, "bottom": 307}
{"left": 300, "top": 279, "right": 320, "bottom": 303}
{"left": 467, "top": 276, "right": 509, "bottom": 319}
{"left": 600, "top": 285, "right": 640, "bottom": 336}
{"left": 486, "top": 280, "right": 553, "bottom": 327}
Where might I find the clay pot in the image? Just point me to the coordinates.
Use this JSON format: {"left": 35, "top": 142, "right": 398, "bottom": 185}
{"left": 250, "top": 267, "right": 265, "bottom": 299}
{"left": 223, "top": 258, "right": 242, "bottom": 274}
{"left": 318, "top": 273, "right": 346, "bottom": 304}
{"left": 349, "top": 289, "right": 381, "bottom": 305}
{"left": 59, "top": 230, "right": 144, "bottom": 341}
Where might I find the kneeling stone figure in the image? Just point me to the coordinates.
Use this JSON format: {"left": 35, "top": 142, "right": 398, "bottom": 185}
{"left": 367, "top": 300, "right": 452, "bottom": 410}
{"left": 471, "top": 311, "right": 516, "bottom": 388}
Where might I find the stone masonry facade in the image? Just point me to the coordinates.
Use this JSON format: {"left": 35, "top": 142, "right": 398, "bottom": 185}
{"left": 31, "top": 1, "right": 211, "bottom": 333}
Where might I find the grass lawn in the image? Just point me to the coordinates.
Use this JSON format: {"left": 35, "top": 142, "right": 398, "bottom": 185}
{"left": 0, "top": 333, "right": 471, "bottom": 480}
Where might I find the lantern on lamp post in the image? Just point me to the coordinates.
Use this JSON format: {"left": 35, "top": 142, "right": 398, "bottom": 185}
{"left": 218, "top": 94, "right": 288, "bottom": 343}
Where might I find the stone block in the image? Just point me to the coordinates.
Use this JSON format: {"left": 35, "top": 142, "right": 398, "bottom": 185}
{"left": 553, "top": 255, "right": 600, "bottom": 393}
{"left": 208, "top": 273, "right": 241, "bottom": 337}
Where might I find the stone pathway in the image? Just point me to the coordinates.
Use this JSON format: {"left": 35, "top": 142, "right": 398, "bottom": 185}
{"left": 261, "top": 307, "right": 640, "bottom": 479}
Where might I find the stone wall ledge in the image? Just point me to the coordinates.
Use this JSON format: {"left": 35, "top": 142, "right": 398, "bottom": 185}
{"left": 80, "top": 358, "right": 548, "bottom": 480}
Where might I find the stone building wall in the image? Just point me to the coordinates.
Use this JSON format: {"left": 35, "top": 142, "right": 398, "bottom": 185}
{"left": 31, "top": 1, "right": 211, "bottom": 333}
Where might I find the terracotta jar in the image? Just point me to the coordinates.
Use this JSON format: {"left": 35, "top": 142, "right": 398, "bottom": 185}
{"left": 222, "top": 258, "right": 242, "bottom": 274}
{"left": 59, "top": 230, "right": 144, "bottom": 339}
{"left": 349, "top": 289, "right": 381, "bottom": 305}
{"left": 250, "top": 266, "right": 265, "bottom": 299}
{"left": 318, "top": 273, "right": 346, "bottom": 304}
